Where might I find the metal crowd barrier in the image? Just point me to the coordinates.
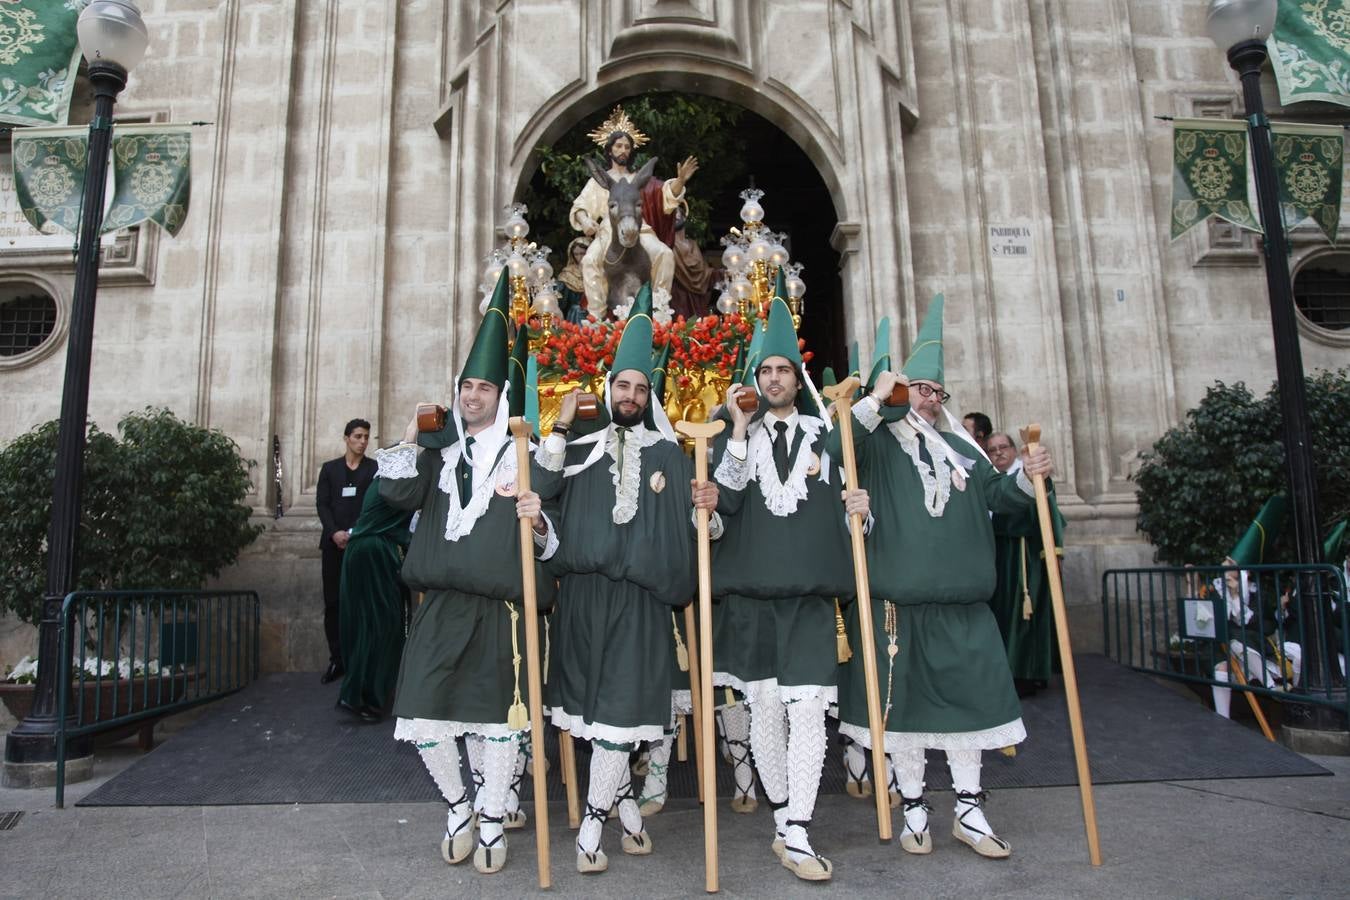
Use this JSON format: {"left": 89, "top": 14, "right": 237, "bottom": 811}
{"left": 55, "top": 589, "right": 260, "bottom": 807}
{"left": 1101, "top": 564, "right": 1348, "bottom": 723}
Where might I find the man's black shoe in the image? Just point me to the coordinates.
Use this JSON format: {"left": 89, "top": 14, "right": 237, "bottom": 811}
{"left": 336, "top": 699, "right": 380, "bottom": 723}
{"left": 320, "top": 662, "right": 344, "bottom": 684}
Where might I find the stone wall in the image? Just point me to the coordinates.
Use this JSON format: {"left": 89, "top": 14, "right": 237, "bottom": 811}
{"left": 0, "top": 1, "right": 1343, "bottom": 673}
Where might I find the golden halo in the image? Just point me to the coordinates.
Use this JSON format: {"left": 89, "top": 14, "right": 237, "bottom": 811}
{"left": 587, "top": 105, "right": 650, "bottom": 149}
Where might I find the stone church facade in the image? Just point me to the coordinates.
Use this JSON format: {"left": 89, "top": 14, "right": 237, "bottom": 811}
{"left": 1, "top": 1, "right": 1345, "bottom": 673}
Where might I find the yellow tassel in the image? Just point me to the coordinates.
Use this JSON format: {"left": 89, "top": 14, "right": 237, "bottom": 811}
{"left": 672, "top": 612, "right": 689, "bottom": 672}
{"left": 506, "top": 601, "right": 527, "bottom": 731}
{"left": 507, "top": 701, "right": 529, "bottom": 731}
{"left": 998, "top": 745, "right": 1017, "bottom": 758}
{"left": 1020, "top": 538, "right": 1033, "bottom": 621}
{"left": 834, "top": 599, "right": 853, "bottom": 663}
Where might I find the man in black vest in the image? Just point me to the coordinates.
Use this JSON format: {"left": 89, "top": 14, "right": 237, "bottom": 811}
{"left": 316, "top": 418, "right": 377, "bottom": 683}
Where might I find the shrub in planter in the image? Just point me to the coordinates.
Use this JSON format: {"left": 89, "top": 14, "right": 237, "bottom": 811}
{"left": 1133, "top": 369, "right": 1350, "bottom": 566}
{"left": 0, "top": 408, "right": 265, "bottom": 626}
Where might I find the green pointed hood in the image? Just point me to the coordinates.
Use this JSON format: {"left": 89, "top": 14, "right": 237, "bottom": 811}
{"left": 1324, "top": 519, "right": 1347, "bottom": 563}
{"left": 525, "top": 355, "right": 541, "bottom": 438}
{"left": 730, "top": 339, "right": 749, "bottom": 386}
{"left": 847, "top": 342, "right": 861, "bottom": 382}
{"left": 462, "top": 268, "right": 512, "bottom": 389}
{"left": 821, "top": 366, "right": 837, "bottom": 389}
{"left": 759, "top": 297, "right": 802, "bottom": 368}
{"left": 650, "top": 337, "right": 672, "bottom": 404}
{"left": 507, "top": 322, "right": 530, "bottom": 418}
{"left": 1227, "top": 495, "right": 1289, "bottom": 566}
{"left": 611, "top": 282, "right": 655, "bottom": 380}
{"left": 901, "top": 293, "right": 945, "bottom": 385}
{"left": 865, "top": 316, "right": 892, "bottom": 390}
{"left": 742, "top": 312, "right": 768, "bottom": 386}
{"left": 772, "top": 266, "right": 789, "bottom": 304}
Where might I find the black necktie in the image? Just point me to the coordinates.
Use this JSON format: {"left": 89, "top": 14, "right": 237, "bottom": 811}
{"left": 458, "top": 436, "right": 475, "bottom": 507}
{"left": 916, "top": 434, "right": 933, "bottom": 469}
{"left": 773, "top": 421, "right": 790, "bottom": 481}
{"left": 615, "top": 427, "right": 630, "bottom": 482}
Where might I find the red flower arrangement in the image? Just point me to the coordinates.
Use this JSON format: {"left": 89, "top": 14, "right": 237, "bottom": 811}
{"left": 534, "top": 315, "right": 757, "bottom": 384}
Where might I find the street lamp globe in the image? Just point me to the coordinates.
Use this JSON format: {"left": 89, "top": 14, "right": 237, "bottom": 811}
{"left": 1205, "top": 0, "right": 1277, "bottom": 52}
{"left": 78, "top": 0, "right": 149, "bottom": 72}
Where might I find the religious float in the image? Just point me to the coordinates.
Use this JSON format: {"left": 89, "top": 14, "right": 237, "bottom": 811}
{"left": 464, "top": 106, "right": 812, "bottom": 433}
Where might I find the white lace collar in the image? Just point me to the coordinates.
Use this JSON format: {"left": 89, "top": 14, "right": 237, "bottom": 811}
{"left": 606, "top": 422, "right": 664, "bottom": 524}
{"left": 750, "top": 414, "right": 823, "bottom": 516}
{"left": 887, "top": 419, "right": 956, "bottom": 517}
{"left": 437, "top": 425, "right": 515, "bottom": 541}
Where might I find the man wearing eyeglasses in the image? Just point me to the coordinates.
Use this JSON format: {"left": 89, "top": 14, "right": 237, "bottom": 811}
{"left": 827, "top": 295, "right": 1054, "bottom": 862}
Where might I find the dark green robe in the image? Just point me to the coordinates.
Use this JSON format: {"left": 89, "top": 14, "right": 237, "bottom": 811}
{"left": 338, "top": 479, "right": 413, "bottom": 711}
{"left": 824, "top": 409, "right": 1036, "bottom": 745}
{"left": 990, "top": 467, "right": 1065, "bottom": 682}
{"left": 376, "top": 437, "right": 556, "bottom": 729}
{"left": 710, "top": 415, "right": 854, "bottom": 695}
{"left": 540, "top": 428, "right": 698, "bottom": 744}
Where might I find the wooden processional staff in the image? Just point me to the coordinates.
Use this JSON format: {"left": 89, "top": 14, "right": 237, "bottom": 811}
{"left": 1020, "top": 424, "right": 1102, "bottom": 866}
{"left": 508, "top": 418, "right": 553, "bottom": 889}
{"left": 675, "top": 418, "right": 725, "bottom": 894}
{"left": 822, "top": 377, "right": 893, "bottom": 842}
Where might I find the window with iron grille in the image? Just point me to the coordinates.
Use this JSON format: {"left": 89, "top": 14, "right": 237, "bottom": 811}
{"left": 1293, "top": 254, "right": 1350, "bottom": 332}
{"left": 0, "top": 291, "right": 58, "bottom": 357}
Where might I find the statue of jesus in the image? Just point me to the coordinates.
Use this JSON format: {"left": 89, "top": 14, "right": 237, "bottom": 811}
{"left": 569, "top": 105, "right": 698, "bottom": 319}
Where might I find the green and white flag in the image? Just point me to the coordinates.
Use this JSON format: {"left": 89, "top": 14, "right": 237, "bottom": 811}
{"left": 102, "top": 125, "right": 192, "bottom": 237}
{"left": 0, "top": 1, "right": 85, "bottom": 127}
{"left": 1170, "top": 118, "right": 1262, "bottom": 240}
{"left": 1269, "top": 0, "right": 1350, "bottom": 108}
{"left": 1272, "top": 122, "right": 1344, "bottom": 242}
{"left": 10, "top": 125, "right": 88, "bottom": 234}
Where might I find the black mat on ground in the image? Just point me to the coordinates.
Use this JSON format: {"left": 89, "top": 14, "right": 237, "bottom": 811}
{"left": 78, "top": 654, "right": 1327, "bottom": 806}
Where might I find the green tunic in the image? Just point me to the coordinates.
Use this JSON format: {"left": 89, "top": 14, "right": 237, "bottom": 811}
{"left": 540, "top": 427, "right": 698, "bottom": 744}
{"left": 990, "top": 468, "right": 1065, "bottom": 682}
{"left": 709, "top": 415, "right": 853, "bottom": 697}
{"left": 375, "top": 437, "right": 555, "bottom": 733}
{"left": 338, "top": 479, "right": 413, "bottom": 711}
{"left": 824, "top": 408, "right": 1035, "bottom": 749}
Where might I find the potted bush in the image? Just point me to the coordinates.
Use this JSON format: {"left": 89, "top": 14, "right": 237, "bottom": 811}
{"left": 0, "top": 408, "right": 264, "bottom": 717}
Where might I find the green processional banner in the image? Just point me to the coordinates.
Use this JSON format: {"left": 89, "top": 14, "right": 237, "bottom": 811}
{"left": 1271, "top": 122, "right": 1344, "bottom": 243}
{"left": 0, "top": 1, "right": 85, "bottom": 127}
{"left": 10, "top": 124, "right": 192, "bottom": 237}
{"left": 1170, "top": 118, "right": 1261, "bottom": 240}
{"left": 103, "top": 125, "right": 192, "bottom": 236}
{"left": 1269, "top": 0, "right": 1350, "bottom": 108}
{"left": 10, "top": 126, "right": 88, "bottom": 234}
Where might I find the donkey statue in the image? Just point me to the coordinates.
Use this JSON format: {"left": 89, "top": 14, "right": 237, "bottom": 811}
{"left": 583, "top": 155, "right": 659, "bottom": 318}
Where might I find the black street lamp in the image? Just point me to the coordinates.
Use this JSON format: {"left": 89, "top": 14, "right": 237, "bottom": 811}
{"left": 3, "top": 0, "right": 149, "bottom": 784}
{"left": 1204, "top": 0, "right": 1344, "bottom": 723}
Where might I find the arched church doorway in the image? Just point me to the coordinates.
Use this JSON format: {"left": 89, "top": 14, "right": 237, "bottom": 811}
{"left": 518, "top": 91, "right": 845, "bottom": 382}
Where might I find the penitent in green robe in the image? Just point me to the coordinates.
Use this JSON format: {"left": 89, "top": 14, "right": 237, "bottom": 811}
{"left": 374, "top": 435, "right": 556, "bottom": 737}
{"left": 989, "top": 466, "right": 1065, "bottom": 683}
{"left": 338, "top": 479, "right": 413, "bottom": 712}
{"left": 537, "top": 425, "right": 698, "bottom": 746}
{"left": 824, "top": 406, "right": 1041, "bottom": 750}
{"left": 709, "top": 413, "right": 854, "bottom": 700}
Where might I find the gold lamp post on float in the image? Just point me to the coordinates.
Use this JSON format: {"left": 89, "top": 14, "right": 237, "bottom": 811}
{"left": 715, "top": 188, "right": 806, "bottom": 331}
{"left": 480, "top": 204, "right": 561, "bottom": 349}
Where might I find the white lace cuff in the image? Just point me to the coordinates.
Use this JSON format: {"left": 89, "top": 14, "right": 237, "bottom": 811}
{"left": 709, "top": 511, "right": 724, "bottom": 541}
{"left": 854, "top": 396, "right": 882, "bottom": 433}
{"left": 533, "top": 511, "right": 559, "bottom": 561}
{"left": 726, "top": 439, "right": 748, "bottom": 461}
{"left": 374, "top": 443, "right": 418, "bottom": 480}
{"left": 537, "top": 434, "right": 566, "bottom": 472}
{"left": 1015, "top": 468, "right": 1035, "bottom": 498}
{"left": 713, "top": 446, "right": 750, "bottom": 490}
